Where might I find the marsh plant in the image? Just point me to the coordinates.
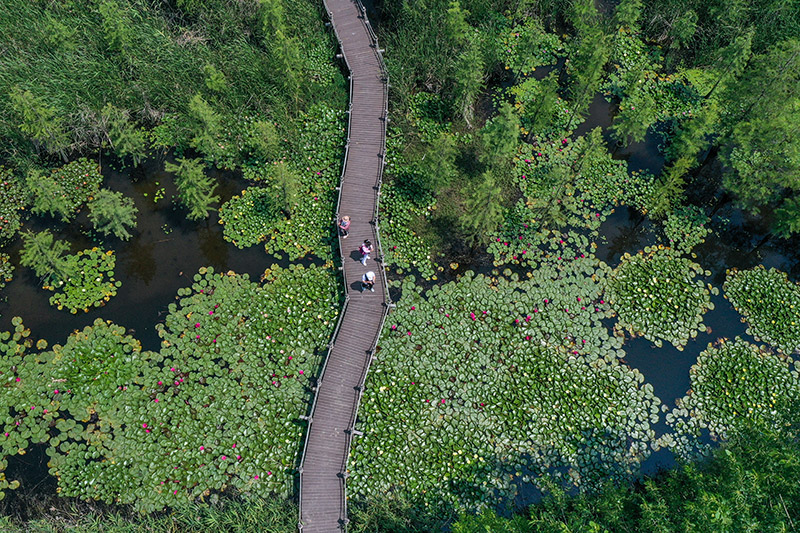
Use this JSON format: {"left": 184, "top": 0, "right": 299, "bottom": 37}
{"left": 605, "top": 246, "right": 714, "bottom": 349}
{"left": 724, "top": 266, "right": 800, "bottom": 354}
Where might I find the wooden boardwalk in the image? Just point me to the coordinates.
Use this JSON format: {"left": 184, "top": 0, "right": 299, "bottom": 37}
{"left": 297, "top": 1, "right": 389, "bottom": 531}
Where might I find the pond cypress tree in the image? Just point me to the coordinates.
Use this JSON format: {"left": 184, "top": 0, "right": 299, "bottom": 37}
{"left": 87, "top": 188, "right": 138, "bottom": 240}
{"left": 8, "top": 87, "right": 69, "bottom": 160}
{"left": 165, "top": 157, "right": 219, "bottom": 221}
{"left": 26, "top": 170, "right": 73, "bottom": 222}
{"left": 19, "top": 229, "right": 73, "bottom": 284}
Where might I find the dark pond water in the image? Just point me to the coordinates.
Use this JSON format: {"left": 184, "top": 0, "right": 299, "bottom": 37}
{"left": 0, "top": 156, "right": 275, "bottom": 354}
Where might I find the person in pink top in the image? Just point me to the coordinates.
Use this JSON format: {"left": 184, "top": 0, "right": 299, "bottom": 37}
{"left": 359, "top": 240, "right": 373, "bottom": 266}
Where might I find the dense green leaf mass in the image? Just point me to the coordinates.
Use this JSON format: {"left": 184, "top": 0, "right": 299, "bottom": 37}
{"left": 0, "top": 264, "right": 339, "bottom": 509}
{"left": 351, "top": 258, "right": 661, "bottom": 509}
{"left": 665, "top": 339, "right": 800, "bottom": 458}
{"left": 605, "top": 247, "right": 713, "bottom": 349}
{"left": 724, "top": 266, "right": 800, "bottom": 354}
{"left": 46, "top": 248, "right": 120, "bottom": 314}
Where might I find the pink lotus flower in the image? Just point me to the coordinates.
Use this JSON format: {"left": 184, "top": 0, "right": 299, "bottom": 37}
{"left": 410, "top": 306, "right": 416, "bottom": 310}
{"left": 195, "top": 323, "right": 200, "bottom": 328}
{"left": 154, "top": 398, "right": 159, "bottom": 403}
{"left": 470, "top": 313, "right": 476, "bottom": 320}
{"left": 142, "top": 424, "right": 147, "bottom": 428}
{"left": 299, "top": 370, "right": 304, "bottom": 374}
{"left": 54, "top": 389, "right": 59, "bottom": 394}
{"left": 254, "top": 475, "right": 259, "bottom": 480}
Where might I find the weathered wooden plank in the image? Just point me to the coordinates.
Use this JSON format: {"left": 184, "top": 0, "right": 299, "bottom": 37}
{"left": 299, "top": 1, "right": 389, "bottom": 532}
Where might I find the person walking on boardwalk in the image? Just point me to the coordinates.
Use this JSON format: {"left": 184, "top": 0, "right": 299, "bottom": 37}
{"left": 359, "top": 239, "right": 373, "bottom": 266}
{"left": 339, "top": 215, "right": 351, "bottom": 238}
{"left": 361, "top": 271, "right": 375, "bottom": 292}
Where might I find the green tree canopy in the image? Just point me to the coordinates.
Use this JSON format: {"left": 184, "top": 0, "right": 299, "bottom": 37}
{"left": 87, "top": 188, "right": 138, "bottom": 240}
{"left": 165, "top": 157, "right": 219, "bottom": 221}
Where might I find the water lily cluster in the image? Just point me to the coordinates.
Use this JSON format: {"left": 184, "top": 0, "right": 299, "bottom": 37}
{"left": 664, "top": 338, "right": 800, "bottom": 458}
{"left": 220, "top": 106, "right": 345, "bottom": 260}
{"left": 662, "top": 205, "right": 711, "bottom": 253}
{"left": 0, "top": 264, "right": 339, "bottom": 508}
{"left": 0, "top": 167, "right": 28, "bottom": 242}
{"left": 0, "top": 253, "right": 14, "bottom": 292}
{"left": 45, "top": 248, "right": 120, "bottom": 313}
{"left": 724, "top": 266, "right": 800, "bottom": 354}
{"left": 498, "top": 18, "right": 561, "bottom": 76}
{"left": 44, "top": 158, "right": 104, "bottom": 216}
{"left": 350, "top": 257, "right": 661, "bottom": 510}
{"left": 605, "top": 247, "right": 714, "bottom": 349}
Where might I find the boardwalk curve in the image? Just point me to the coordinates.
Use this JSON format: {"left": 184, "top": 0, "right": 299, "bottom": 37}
{"left": 297, "top": 1, "right": 390, "bottom": 531}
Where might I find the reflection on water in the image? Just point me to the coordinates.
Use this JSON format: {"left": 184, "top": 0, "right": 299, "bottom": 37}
{"left": 0, "top": 157, "right": 271, "bottom": 353}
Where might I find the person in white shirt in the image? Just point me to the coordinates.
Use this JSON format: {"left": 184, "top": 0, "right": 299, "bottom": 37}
{"left": 361, "top": 271, "right": 375, "bottom": 292}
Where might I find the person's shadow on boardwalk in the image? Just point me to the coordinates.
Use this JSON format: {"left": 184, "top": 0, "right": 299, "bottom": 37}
{"left": 348, "top": 249, "right": 363, "bottom": 263}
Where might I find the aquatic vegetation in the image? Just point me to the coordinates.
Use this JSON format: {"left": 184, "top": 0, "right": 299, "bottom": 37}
{"left": 605, "top": 247, "right": 714, "bottom": 349}
{"left": 219, "top": 187, "right": 279, "bottom": 248}
{"left": 724, "top": 266, "right": 800, "bottom": 354}
{"left": 498, "top": 18, "right": 561, "bottom": 75}
{"left": 31, "top": 158, "right": 103, "bottom": 221}
{"left": 381, "top": 169, "right": 438, "bottom": 279}
{"left": 665, "top": 338, "right": 800, "bottom": 457}
{"left": 0, "top": 253, "right": 14, "bottom": 291}
{"left": 350, "top": 260, "right": 660, "bottom": 509}
{"left": 663, "top": 205, "right": 711, "bottom": 253}
{"left": 0, "top": 264, "right": 339, "bottom": 509}
{"left": 0, "top": 318, "right": 39, "bottom": 499}
{"left": 0, "top": 167, "right": 29, "bottom": 242}
{"left": 221, "top": 106, "right": 345, "bottom": 260}
{"left": 46, "top": 248, "right": 120, "bottom": 314}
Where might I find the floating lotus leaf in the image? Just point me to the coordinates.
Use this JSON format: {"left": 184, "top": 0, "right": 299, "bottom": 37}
{"left": 724, "top": 266, "right": 800, "bottom": 354}
{"left": 605, "top": 247, "right": 712, "bottom": 349}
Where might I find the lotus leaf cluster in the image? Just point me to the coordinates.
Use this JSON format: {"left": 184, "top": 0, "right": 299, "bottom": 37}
{"left": 46, "top": 158, "right": 103, "bottom": 215}
{"left": 219, "top": 187, "right": 278, "bottom": 248}
{"left": 605, "top": 247, "right": 714, "bottom": 349}
{"left": 0, "top": 253, "right": 13, "bottom": 291}
{"left": 498, "top": 18, "right": 561, "bottom": 76}
{"left": 0, "top": 167, "right": 28, "bottom": 242}
{"left": 0, "top": 264, "right": 339, "bottom": 509}
{"left": 46, "top": 248, "right": 120, "bottom": 313}
{"left": 350, "top": 258, "right": 661, "bottom": 510}
{"left": 0, "top": 318, "right": 38, "bottom": 499}
{"left": 724, "top": 266, "right": 800, "bottom": 354}
{"left": 220, "top": 106, "right": 345, "bottom": 260}
{"left": 664, "top": 338, "right": 800, "bottom": 458}
{"left": 381, "top": 170, "right": 438, "bottom": 279}
{"left": 663, "top": 205, "right": 711, "bottom": 253}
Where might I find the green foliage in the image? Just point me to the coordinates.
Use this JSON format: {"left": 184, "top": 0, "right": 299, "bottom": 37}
{"left": 0, "top": 167, "right": 29, "bottom": 242}
{"left": 46, "top": 248, "right": 121, "bottom": 314}
{"left": 27, "top": 158, "right": 103, "bottom": 222}
{"left": 0, "top": 253, "right": 14, "bottom": 292}
{"left": 381, "top": 168, "right": 438, "bottom": 279}
{"left": 666, "top": 339, "right": 800, "bottom": 456}
{"left": 479, "top": 102, "right": 519, "bottom": 166}
{"left": 88, "top": 188, "right": 138, "bottom": 240}
{"left": 224, "top": 106, "right": 346, "bottom": 260}
{"left": 720, "top": 39, "right": 800, "bottom": 215}
{"left": 165, "top": 157, "right": 219, "bottom": 221}
{"left": 271, "top": 161, "right": 300, "bottom": 217}
{"left": 101, "top": 104, "right": 148, "bottom": 166}
{"left": 202, "top": 63, "right": 227, "bottom": 93}
{"left": 605, "top": 247, "right": 714, "bottom": 349}
{"left": 0, "top": 0, "right": 344, "bottom": 168}
{"left": 351, "top": 259, "right": 659, "bottom": 510}
{"left": 0, "top": 264, "right": 338, "bottom": 510}
{"left": 662, "top": 205, "right": 711, "bottom": 253}
{"left": 219, "top": 187, "right": 280, "bottom": 248}
{"left": 724, "top": 266, "right": 800, "bottom": 354}
{"left": 8, "top": 86, "right": 69, "bottom": 157}
{"left": 19, "top": 230, "right": 73, "bottom": 284}
{"left": 460, "top": 171, "right": 505, "bottom": 245}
